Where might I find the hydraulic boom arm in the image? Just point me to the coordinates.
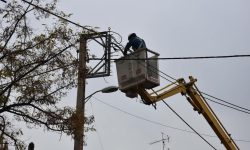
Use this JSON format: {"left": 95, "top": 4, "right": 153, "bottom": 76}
{"left": 137, "top": 76, "right": 239, "bottom": 150}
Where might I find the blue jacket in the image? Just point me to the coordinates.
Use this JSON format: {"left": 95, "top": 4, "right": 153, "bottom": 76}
{"left": 124, "top": 36, "right": 146, "bottom": 55}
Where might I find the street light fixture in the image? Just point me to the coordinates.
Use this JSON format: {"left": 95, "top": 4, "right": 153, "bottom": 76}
{"left": 84, "top": 86, "right": 119, "bottom": 103}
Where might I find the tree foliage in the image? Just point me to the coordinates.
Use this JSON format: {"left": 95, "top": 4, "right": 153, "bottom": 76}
{"left": 0, "top": 0, "right": 95, "bottom": 149}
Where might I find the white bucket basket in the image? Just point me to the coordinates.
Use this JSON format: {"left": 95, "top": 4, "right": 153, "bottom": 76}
{"left": 115, "top": 48, "right": 160, "bottom": 92}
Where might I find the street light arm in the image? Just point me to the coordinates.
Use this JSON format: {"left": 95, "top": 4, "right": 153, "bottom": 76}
{"left": 84, "top": 86, "right": 118, "bottom": 103}
{"left": 84, "top": 90, "right": 102, "bottom": 103}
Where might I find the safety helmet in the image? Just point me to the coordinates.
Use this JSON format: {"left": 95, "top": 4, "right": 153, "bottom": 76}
{"left": 128, "top": 33, "right": 137, "bottom": 40}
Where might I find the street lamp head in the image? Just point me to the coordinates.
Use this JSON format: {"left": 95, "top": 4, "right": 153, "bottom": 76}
{"left": 84, "top": 86, "right": 119, "bottom": 103}
{"left": 101, "top": 86, "right": 119, "bottom": 93}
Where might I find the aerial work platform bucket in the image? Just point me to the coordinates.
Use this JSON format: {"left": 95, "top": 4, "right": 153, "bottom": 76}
{"left": 115, "top": 48, "right": 160, "bottom": 97}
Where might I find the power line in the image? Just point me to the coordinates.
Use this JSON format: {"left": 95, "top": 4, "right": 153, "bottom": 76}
{"left": 150, "top": 54, "right": 250, "bottom": 60}
{"left": 138, "top": 68, "right": 216, "bottom": 149}
{"left": 159, "top": 70, "right": 250, "bottom": 114}
{"left": 0, "top": 0, "right": 7, "bottom": 3}
{"left": 165, "top": 73, "right": 250, "bottom": 115}
{"left": 19, "top": 0, "right": 111, "bottom": 50}
{"left": 89, "top": 54, "right": 250, "bottom": 61}
{"left": 99, "top": 31, "right": 250, "bottom": 114}
{"left": 204, "top": 96, "right": 250, "bottom": 115}
{"left": 89, "top": 101, "right": 105, "bottom": 150}
{"left": 94, "top": 97, "right": 196, "bottom": 134}
{"left": 15, "top": 1, "right": 248, "bottom": 146}
{"left": 121, "top": 52, "right": 250, "bottom": 118}
{"left": 161, "top": 100, "right": 217, "bottom": 150}
{"left": 5, "top": 0, "right": 246, "bottom": 148}
{"left": 134, "top": 58, "right": 248, "bottom": 148}
{"left": 21, "top": 0, "right": 93, "bottom": 32}
{"left": 133, "top": 58, "right": 217, "bottom": 149}
{"left": 201, "top": 92, "right": 250, "bottom": 112}
{"left": 141, "top": 57, "right": 250, "bottom": 114}
{"left": 25, "top": 0, "right": 245, "bottom": 63}
{"left": 93, "top": 97, "right": 250, "bottom": 143}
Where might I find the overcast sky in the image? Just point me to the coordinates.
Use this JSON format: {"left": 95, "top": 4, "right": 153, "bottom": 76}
{"left": 22, "top": 0, "right": 250, "bottom": 150}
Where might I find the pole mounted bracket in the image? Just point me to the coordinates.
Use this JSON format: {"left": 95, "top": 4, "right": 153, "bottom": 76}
{"left": 82, "top": 31, "right": 112, "bottom": 78}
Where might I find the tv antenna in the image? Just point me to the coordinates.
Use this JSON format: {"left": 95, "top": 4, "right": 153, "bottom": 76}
{"left": 149, "top": 132, "right": 170, "bottom": 150}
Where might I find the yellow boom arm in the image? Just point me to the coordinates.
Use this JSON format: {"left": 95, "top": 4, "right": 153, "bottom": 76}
{"left": 137, "top": 76, "right": 239, "bottom": 150}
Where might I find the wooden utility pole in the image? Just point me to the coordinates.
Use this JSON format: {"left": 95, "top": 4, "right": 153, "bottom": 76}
{"left": 74, "top": 34, "right": 87, "bottom": 150}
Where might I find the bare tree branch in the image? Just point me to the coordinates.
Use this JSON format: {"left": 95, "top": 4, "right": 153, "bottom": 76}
{"left": 0, "top": 43, "right": 74, "bottom": 96}
{"left": 0, "top": 0, "right": 34, "bottom": 59}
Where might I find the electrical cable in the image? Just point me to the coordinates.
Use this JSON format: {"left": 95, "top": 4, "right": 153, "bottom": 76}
{"left": 6, "top": 0, "right": 250, "bottom": 113}
{"left": 204, "top": 96, "right": 250, "bottom": 115}
{"left": 140, "top": 59, "right": 177, "bottom": 83}
{"left": 135, "top": 59, "right": 175, "bottom": 84}
{"left": 110, "top": 32, "right": 125, "bottom": 55}
{"left": 89, "top": 101, "right": 105, "bottom": 150}
{"left": 110, "top": 45, "right": 249, "bottom": 115}
{"left": 90, "top": 52, "right": 216, "bottom": 150}
{"left": 93, "top": 97, "right": 250, "bottom": 143}
{"left": 201, "top": 92, "right": 250, "bottom": 112}
{"left": 20, "top": 0, "right": 111, "bottom": 49}
{"left": 20, "top": 0, "right": 250, "bottom": 115}
{"left": 161, "top": 100, "right": 217, "bottom": 150}
{"left": 93, "top": 97, "right": 195, "bottom": 133}
{"left": 21, "top": 0, "right": 94, "bottom": 32}
{"left": 6, "top": 2, "right": 242, "bottom": 143}
{"left": 2, "top": 2, "right": 221, "bottom": 148}
{"left": 92, "top": 96, "right": 250, "bottom": 143}
{"left": 137, "top": 68, "right": 217, "bottom": 149}
{"left": 158, "top": 67, "right": 250, "bottom": 114}
{"left": 110, "top": 31, "right": 123, "bottom": 44}
{"left": 137, "top": 54, "right": 250, "bottom": 114}
{"left": 20, "top": 0, "right": 109, "bottom": 49}
{"left": 109, "top": 35, "right": 249, "bottom": 114}
{"left": 133, "top": 55, "right": 248, "bottom": 148}
{"left": 111, "top": 55, "right": 217, "bottom": 148}
{"left": 0, "top": 0, "right": 7, "bottom": 3}
{"left": 93, "top": 97, "right": 216, "bottom": 137}
{"left": 162, "top": 68, "right": 250, "bottom": 115}
{"left": 20, "top": 0, "right": 250, "bottom": 63}
{"left": 159, "top": 67, "right": 250, "bottom": 114}
{"left": 89, "top": 54, "right": 250, "bottom": 61}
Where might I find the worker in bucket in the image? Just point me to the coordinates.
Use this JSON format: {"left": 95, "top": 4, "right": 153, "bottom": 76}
{"left": 122, "top": 33, "right": 147, "bottom": 98}
{"left": 123, "top": 33, "right": 147, "bottom": 55}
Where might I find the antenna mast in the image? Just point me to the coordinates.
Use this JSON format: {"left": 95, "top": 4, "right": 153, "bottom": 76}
{"left": 149, "top": 132, "right": 170, "bottom": 150}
